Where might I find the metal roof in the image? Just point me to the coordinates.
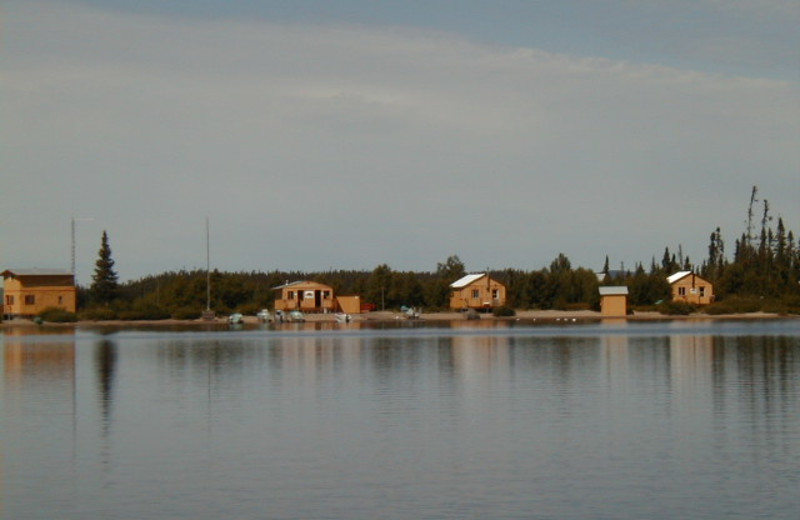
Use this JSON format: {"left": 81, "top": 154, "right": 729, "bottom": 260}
{"left": 450, "top": 273, "right": 487, "bottom": 288}
{"left": 599, "top": 286, "right": 629, "bottom": 296}
{"left": 271, "top": 280, "right": 308, "bottom": 290}
{"left": 2, "top": 268, "right": 73, "bottom": 277}
{"left": 666, "top": 271, "right": 692, "bottom": 284}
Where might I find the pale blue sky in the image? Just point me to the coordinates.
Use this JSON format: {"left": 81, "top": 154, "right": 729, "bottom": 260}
{"left": 3, "top": 0, "right": 799, "bottom": 283}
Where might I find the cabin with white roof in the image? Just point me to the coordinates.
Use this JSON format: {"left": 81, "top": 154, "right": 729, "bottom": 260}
{"left": 667, "top": 271, "right": 714, "bottom": 305}
{"left": 449, "top": 273, "right": 506, "bottom": 311}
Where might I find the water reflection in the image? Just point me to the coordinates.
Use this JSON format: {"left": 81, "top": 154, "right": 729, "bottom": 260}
{"left": 2, "top": 321, "right": 799, "bottom": 519}
{"left": 95, "top": 340, "right": 117, "bottom": 434}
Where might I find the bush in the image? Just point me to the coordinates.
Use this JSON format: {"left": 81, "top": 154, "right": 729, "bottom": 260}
{"left": 783, "top": 295, "right": 800, "bottom": 315}
{"left": 117, "top": 303, "right": 171, "bottom": 321}
{"left": 704, "top": 296, "right": 763, "bottom": 315}
{"left": 492, "top": 306, "right": 516, "bottom": 317}
{"left": 657, "top": 301, "right": 696, "bottom": 315}
{"left": 79, "top": 307, "right": 118, "bottom": 321}
{"left": 38, "top": 307, "right": 77, "bottom": 323}
{"left": 172, "top": 306, "right": 202, "bottom": 320}
{"left": 235, "top": 302, "right": 262, "bottom": 316}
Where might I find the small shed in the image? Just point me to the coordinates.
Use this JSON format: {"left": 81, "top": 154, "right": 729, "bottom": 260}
{"left": 667, "top": 271, "right": 714, "bottom": 305}
{"left": 599, "top": 286, "right": 628, "bottom": 317}
{"left": 449, "top": 273, "right": 507, "bottom": 311}
{"left": 335, "top": 295, "right": 362, "bottom": 314}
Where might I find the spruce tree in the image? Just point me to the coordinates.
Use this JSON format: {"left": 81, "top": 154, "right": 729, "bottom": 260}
{"left": 91, "top": 230, "right": 119, "bottom": 305}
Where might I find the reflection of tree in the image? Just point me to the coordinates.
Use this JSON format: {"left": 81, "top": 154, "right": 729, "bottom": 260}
{"left": 95, "top": 340, "right": 117, "bottom": 432}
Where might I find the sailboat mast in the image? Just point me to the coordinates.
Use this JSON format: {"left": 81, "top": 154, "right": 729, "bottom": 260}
{"left": 206, "top": 217, "right": 211, "bottom": 312}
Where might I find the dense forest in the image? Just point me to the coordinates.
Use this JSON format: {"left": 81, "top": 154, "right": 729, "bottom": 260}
{"left": 70, "top": 187, "right": 799, "bottom": 320}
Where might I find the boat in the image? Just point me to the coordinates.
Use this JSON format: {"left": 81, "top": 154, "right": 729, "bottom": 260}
{"left": 335, "top": 313, "right": 351, "bottom": 323}
{"left": 402, "top": 306, "right": 421, "bottom": 319}
{"left": 256, "top": 309, "right": 272, "bottom": 323}
{"left": 288, "top": 310, "right": 305, "bottom": 323}
{"left": 227, "top": 312, "right": 244, "bottom": 324}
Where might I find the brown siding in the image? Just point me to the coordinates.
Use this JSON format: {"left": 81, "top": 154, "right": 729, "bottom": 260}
{"left": 600, "top": 294, "right": 627, "bottom": 317}
{"left": 449, "top": 277, "right": 507, "bottom": 310}
{"left": 274, "top": 281, "right": 336, "bottom": 313}
{"left": 670, "top": 274, "right": 714, "bottom": 305}
{"left": 3, "top": 276, "right": 77, "bottom": 318}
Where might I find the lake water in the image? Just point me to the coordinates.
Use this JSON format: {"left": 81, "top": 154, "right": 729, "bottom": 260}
{"left": 2, "top": 319, "right": 799, "bottom": 519}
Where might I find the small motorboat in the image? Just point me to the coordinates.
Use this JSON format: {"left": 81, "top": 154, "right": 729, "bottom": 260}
{"left": 227, "top": 312, "right": 244, "bottom": 324}
{"left": 288, "top": 310, "right": 305, "bottom": 323}
{"left": 256, "top": 309, "right": 272, "bottom": 323}
{"left": 335, "top": 313, "right": 351, "bottom": 323}
{"left": 402, "top": 306, "right": 421, "bottom": 319}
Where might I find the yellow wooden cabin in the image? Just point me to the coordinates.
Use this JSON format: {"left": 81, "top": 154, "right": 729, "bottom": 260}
{"left": 2, "top": 269, "right": 77, "bottom": 319}
{"left": 273, "top": 280, "right": 341, "bottom": 313}
{"left": 449, "top": 273, "right": 507, "bottom": 311}
{"left": 667, "top": 271, "right": 714, "bottom": 305}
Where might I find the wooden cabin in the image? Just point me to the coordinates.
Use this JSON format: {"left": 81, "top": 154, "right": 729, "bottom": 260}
{"left": 667, "top": 271, "right": 714, "bottom": 305}
{"left": 273, "top": 281, "right": 335, "bottom": 313}
{"left": 599, "top": 286, "right": 629, "bottom": 317}
{"left": 449, "top": 273, "right": 507, "bottom": 311}
{"left": 2, "top": 269, "right": 77, "bottom": 319}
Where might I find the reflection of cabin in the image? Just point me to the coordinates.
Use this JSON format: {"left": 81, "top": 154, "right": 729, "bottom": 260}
{"left": 2, "top": 269, "right": 77, "bottom": 319}
{"left": 667, "top": 271, "right": 714, "bottom": 305}
{"left": 449, "top": 273, "right": 506, "bottom": 311}
{"left": 273, "top": 280, "right": 361, "bottom": 314}
{"left": 599, "top": 286, "right": 628, "bottom": 317}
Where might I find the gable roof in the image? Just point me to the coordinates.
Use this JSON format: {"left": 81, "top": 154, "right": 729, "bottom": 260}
{"left": 599, "top": 286, "right": 629, "bottom": 296}
{"left": 272, "top": 280, "right": 333, "bottom": 291}
{"left": 2, "top": 268, "right": 73, "bottom": 278}
{"left": 666, "top": 271, "right": 693, "bottom": 284}
{"left": 450, "top": 273, "right": 487, "bottom": 288}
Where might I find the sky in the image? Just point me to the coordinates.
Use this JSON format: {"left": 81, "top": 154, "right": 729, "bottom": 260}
{"left": 3, "top": 0, "right": 799, "bottom": 284}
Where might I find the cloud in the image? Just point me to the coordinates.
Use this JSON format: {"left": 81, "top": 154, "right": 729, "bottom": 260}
{"left": 2, "top": 1, "right": 798, "bottom": 281}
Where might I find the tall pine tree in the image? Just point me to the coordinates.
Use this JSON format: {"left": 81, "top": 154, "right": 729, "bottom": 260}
{"left": 90, "top": 230, "right": 119, "bottom": 305}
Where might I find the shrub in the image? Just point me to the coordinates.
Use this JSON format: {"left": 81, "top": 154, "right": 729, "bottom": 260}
{"left": 492, "top": 306, "right": 516, "bottom": 317}
{"left": 79, "top": 307, "right": 118, "bottom": 321}
{"left": 783, "top": 295, "right": 800, "bottom": 315}
{"left": 172, "top": 307, "right": 202, "bottom": 320}
{"left": 657, "top": 301, "right": 696, "bottom": 315}
{"left": 117, "top": 303, "right": 171, "bottom": 321}
{"left": 38, "top": 307, "right": 78, "bottom": 323}
{"left": 235, "top": 302, "right": 262, "bottom": 316}
{"left": 704, "top": 296, "right": 763, "bottom": 315}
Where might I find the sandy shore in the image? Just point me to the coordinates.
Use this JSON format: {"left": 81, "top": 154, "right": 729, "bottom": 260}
{"left": 1, "top": 309, "right": 794, "bottom": 329}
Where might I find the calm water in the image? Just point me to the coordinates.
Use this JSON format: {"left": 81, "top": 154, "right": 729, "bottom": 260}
{"left": 2, "top": 319, "right": 799, "bottom": 519}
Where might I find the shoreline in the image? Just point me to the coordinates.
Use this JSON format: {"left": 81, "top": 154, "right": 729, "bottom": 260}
{"left": 1, "top": 309, "right": 796, "bottom": 330}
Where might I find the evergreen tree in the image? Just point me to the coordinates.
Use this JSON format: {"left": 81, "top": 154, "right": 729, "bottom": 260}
{"left": 90, "top": 230, "right": 119, "bottom": 305}
{"left": 436, "top": 255, "right": 466, "bottom": 282}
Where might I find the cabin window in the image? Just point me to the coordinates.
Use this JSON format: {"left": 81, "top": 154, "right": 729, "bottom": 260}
{"left": 323, "top": 291, "right": 331, "bottom": 299}
{"left": 58, "top": 296, "right": 63, "bottom": 304}
{"left": 492, "top": 289, "right": 500, "bottom": 300}
{"left": 24, "top": 295, "right": 35, "bottom": 305}
{"left": 699, "top": 287, "right": 705, "bottom": 297}
{"left": 5, "top": 295, "right": 13, "bottom": 305}
{"left": 472, "top": 289, "right": 480, "bottom": 298}
{"left": 678, "top": 287, "right": 686, "bottom": 296}
{"left": 288, "top": 291, "right": 294, "bottom": 299}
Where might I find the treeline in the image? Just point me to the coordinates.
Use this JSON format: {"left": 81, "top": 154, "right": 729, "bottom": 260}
{"left": 72, "top": 187, "right": 799, "bottom": 320}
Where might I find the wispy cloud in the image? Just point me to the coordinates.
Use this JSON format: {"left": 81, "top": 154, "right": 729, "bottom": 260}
{"left": 3, "top": 1, "right": 798, "bottom": 279}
